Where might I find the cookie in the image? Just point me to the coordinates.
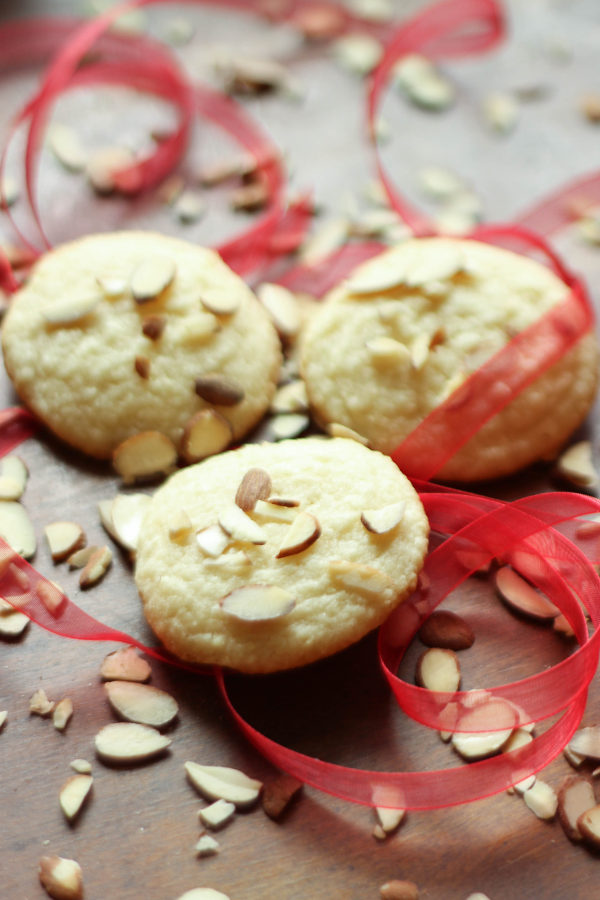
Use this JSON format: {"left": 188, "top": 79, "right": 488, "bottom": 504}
{"left": 300, "top": 237, "right": 599, "bottom": 482}
{"left": 134, "top": 436, "right": 429, "bottom": 674}
{"left": 1, "top": 231, "right": 281, "bottom": 461}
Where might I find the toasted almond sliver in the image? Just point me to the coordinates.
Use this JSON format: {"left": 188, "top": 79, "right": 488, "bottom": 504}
{"left": 94, "top": 722, "right": 171, "bottom": 764}
{"left": 257, "top": 282, "right": 302, "bottom": 339}
{"left": 361, "top": 501, "right": 405, "bottom": 535}
{"left": 220, "top": 584, "right": 295, "bottom": 621}
{"left": 131, "top": 255, "right": 176, "bottom": 303}
{"left": 59, "top": 774, "right": 93, "bottom": 822}
{"left": 38, "top": 856, "right": 84, "bottom": 900}
{"left": 276, "top": 511, "right": 321, "bottom": 558}
{"left": 101, "top": 647, "right": 152, "bottom": 683}
{"left": 271, "top": 413, "right": 310, "bottom": 441}
{"left": 195, "top": 374, "right": 245, "bottom": 406}
{"left": 379, "top": 880, "right": 419, "bottom": 900}
{"left": 104, "top": 681, "right": 179, "bottom": 728}
{"left": 417, "top": 609, "right": 475, "bottom": 650}
{"left": 110, "top": 493, "right": 152, "bottom": 553}
{"left": 218, "top": 504, "right": 267, "bottom": 545}
{"left": 44, "top": 521, "right": 86, "bottom": 562}
{"left": 79, "top": 545, "right": 112, "bottom": 589}
{"left": 230, "top": 179, "right": 269, "bottom": 212}
{"left": 180, "top": 410, "right": 233, "bottom": 463}
{"left": 329, "top": 559, "right": 396, "bottom": 598}
{"left": 185, "top": 761, "right": 262, "bottom": 808}
{"left": 261, "top": 773, "right": 303, "bottom": 820}
{"left": 53, "top": 697, "right": 74, "bottom": 732}
{"left": 42, "top": 295, "right": 99, "bottom": 325}
{"left": 0, "top": 500, "right": 36, "bottom": 559}
{"left": 112, "top": 431, "right": 178, "bottom": 483}
{"left": 495, "top": 566, "right": 559, "bottom": 621}
{"left": 235, "top": 468, "right": 272, "bottom": 512}
{"left": 0, "top": 456, "right": 28, "bottom": 500}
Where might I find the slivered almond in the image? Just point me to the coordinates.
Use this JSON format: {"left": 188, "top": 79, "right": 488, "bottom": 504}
{"left": 185, "top": 761, "right": 262, "bottom": 808}
{"left": 495, "top": 566, "right": 559, "bottom": 621}
{"left": 38, "top": 855, "right": 84, "bottom": 900}
{"left": 218, "top": 504, "right": 267, "bottom": 544}
{"left": 100, "top": 647, "right": 151, "bottom": 683}
{"left": 415, "top": 647, "right": 460, "bottom": 692}
{"left": 220, "top": 584, "right": 295, "bottom": 621}
{"left": 30, "top": 688, "right": 55, "bottom": 717}
{"left": 578, "top": 804, "right": 600, "bottom": 848}
{"left": 235, "top": 468, "right": 272, "bottom": 512}
{"left": 329, "top": 559, "right": 395, "bottom": 598}
{"left": 181, "top": 409, "right": 233, "bottom": 463}
{"left": 361, "top": 501, "right": 405, "bottom": 535}
{"left": 104, "top": 681, "right": 178, "bottom": 728}
{"left": 196, "top": 524, "right": 229, "bottom": 557}
{"left": 112, "top": 431, "right": 177, "bottom": 483}
{"left": 257, "top": 282, "right": 302, "bottom": 339}
{"left": 253, "top": 499, "right": 297, "bottom": 523}
{"left": 0, "top": 456, "right": 28, "bottom": 500}
{"left": 418, "top": 609, "right": 475, "bottom": 650}
{"left": 94, "top": 722, "right": 171, "bottom": 763}
{"left": 0, "top": 501, "right": 36, "bottom": 559}
{"left": 53, "top": 697, "right": 73, "bottom": 732}
{"left": 523, "top": 780, "right": 558, "bottom": 820}
{"left": 79, "top": 545, "right": 112, "bottom": 589}
{"left": 110, "top": 493, "right": 151, "bottom": 553}
{"left": 59, "top": 774, "right": 93, "bottom": 822}
{"left": 195, "top": 374, "right": 245, "bottom": 406}
{"left": 198, "top": 798, "right": 236, "bottom": 830}
{"left": 558, "top": 775, "right": 596, "bottom": 841}
{"left": 44, "top": 521, "right": 85, "bottom": 562}
{"left": 261, "top": 773, "right": 303, "bottom": 820}
{"left": 557, "top": 440, "right": 598, "bottom": 487}
{"left": 141, "top": 314, "right": 166, "bottom": 340}
{"left": 199, "top": 285, "right": 240, "bottom": 316}
{"left": 130, "top": 255, "right": 176, "bottom": 303}
{"left": 42, "top": 295, "right": 99, "bottom": 325}
{"left": 327, "top": 422, "right": 369, "bottom": 444}
{"left": 276, "top": 511, "right": 321, "bottom": 558}
{"left": 270, "top": 413, "right": 310, "bottom": 440}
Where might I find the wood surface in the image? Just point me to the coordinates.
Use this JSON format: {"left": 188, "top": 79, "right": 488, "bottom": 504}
{"left": 2, "top": 1, "right": 600, "bottom": 898}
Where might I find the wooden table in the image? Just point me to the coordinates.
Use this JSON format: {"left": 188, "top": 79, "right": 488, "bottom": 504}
{"left": 2, "top": 2, "right": 600, "bottom": 898}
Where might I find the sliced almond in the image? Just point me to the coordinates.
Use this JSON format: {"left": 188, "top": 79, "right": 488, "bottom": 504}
{"left": 47, "top": 122, "right": 87, "bottom": 172}
{"left": 299, "top": 217, "right": 350, "bottom": 266}
{"left": 230, "top": 178, "right": 269, "bottom": 212}
{"left": 79, "top": 545, "right": 112, "bottom": 589}
{"left": 276, "top": 511, "right": 321, "bottom": 558}
{"left": 199, "top": 285, "right": 241, "bottom": 316}
{"left": 198, "top": 798, "right": 236, "bottom": 830}
{"left": 410, "top": 332, "right": 431, "bottom": 369}
{"left": 523, "top": 780, "right": 558, "bottom": 820}
{"left": 220, "top": 584, "right": 295, "bottom": 621}
{"left": 218, "top": 504, "right": 267, "bottom": 544}
{"left": 235, "top": 468, "right": 272, "bottom": 512}
{"left": 141, "top": 314, "right": 166, "bottom": 340}
{"left": 374, "top": 806, "right": 405, "bottom": 836}
{"left": 270, "top": 412, "right": 310, "bottom": 440}
{"left": 204, "top": 550, "right": 251, "bottom": 572}
{"left": 96, "top": 275, "right": 128, "bottom": 298}
{"left": 0, "top": 500, "right": 36, "bottom": 558}
{"left": 101, "top": 646, "right": 151, "bottom": 683}
{"left": 86, "top": 145, "right": 135, "bottom": 194}
{"left": 59, "top": 774, "right": 93, "bottom": 822}
{"left": 104, "top": 681, "right": 178, "bottom": 728}
{"left": 261, "top": 773, "right": 303, "bottom": 820}
{"left": 253, "top": 499, "right": 298, "bottom": 523}
{"left": 38, "top": 855, "right": 83, "bottom": 900}
{"left": 558, "top": 775, "right": 596, "bottom": 841}
{"left": 332, "top": 33, "right": 383, "bottom": 76}
{"left": 361, "top": 501, "right": 405, "bottom": 535}
{"left": 194, "top": 835, "right": 221, "bottom": 859}
{"left": 270, "top": 380, "right": 308, "bottom": 414}
{"left": 67, "top": 545, "right": 98, "bottom": 570}
{"left": 185, "top": 761, "right": 262, "bottom": 808}
{"left": 329, "top": 559, "right": 396, "bottom": 599}
{"left": 44, "top": 521, "right": 86, "bottom": 562}
{"left": 130, "top": 255, "right": 175, "bottom": 303}
{"left": 577, "top": 804, "right": 600, "bottom": 849}
{"left": 195, "top": 374, "right": 245, "bottom": 406}
{"left": 417, "top": 609, "right": 475, "bottom": 650}
{"left": 327, "top": 422, "right": 370, "bottom": 444}
{"left": 0, "top": 607, "right": 30, "bottom": 637}
{"left": 173, "top": 189, "right": 206, "bottom": 223}
{"left": 110, "top": 493, "right": 151, "bottom": 553}
{"left": 257, "top": 282, "right": 302, "bottom": 339}
{"left": 556, "top": 440, "right": 598, "bottom": 487}
{"left": 568, "top": 725, "right": 600, "bottom": 760}
{"left": 53, "top": 697, "right": 74, "bottom": 732}
{"left": 0, "top": 455, "right": 28, "bottom": 500}
{"left": 181, "top": 409, "right": 233, "bottom": 463}
{"left": 451, "top": 699, "right": 517, "bottom": 761}
{"left": 30, "top": 688, "right": 55, "bottom": 717}
{"left": 415, "top": 647, "right": 461, "bottom": 693}
{"left": 42, "top": 295, "right": 99, "bottom": 326}
{"left": 196, "top": 524, "right": 230, "bottom": 558}
{"left": 112, "top": 431, "right": 177, "bottom": 483}
{"left": 379, "top": 880, "right": 419, "bottom": 900}
{"left": 365, "top": 336, "right": 411, "bottom": 366}
{"left": 167, "top": 509, "right": 193, "bottom": 542}
{"left": 177, "top": 312, "right": 220, "bottom": 345}
{"left": 94, "top": 721, "right": 171, "bottom": 764}
{"left": 495, "top": 566, "right": 559, "bottom": 621}
{"left": 70, "top": 759, "right": 92, "bottom": 774}
{"left": 346, "top": 262, "right": 407, "bottom": 295}
{"left": 565, "top": 743, "right": 587, "bottom": 769}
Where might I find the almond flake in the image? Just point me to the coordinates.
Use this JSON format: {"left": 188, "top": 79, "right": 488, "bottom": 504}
{"left": 0, "top": 607, "right": 30, "bottom": 637}
{"left": 235, "top": 468, "right": 272, "bottom": 512}
{"left": 44, "top": 521, "right": 86, "bottom": 562}
{"left": 261, "top": 773, "right": 303, "bottom": 820}
{"left": 568, "top": 726, "right": 600, "bottom": 760}
{"left": 558, "top": 775, "right": 596, "bottom": 841}
{"left": 101, "top": 646, "right": 152, "bottom": 683}
{"left": 185, "top": 761, "right": 262, "bottom": 808}
{"left": 379, "top": 880, "right": 419, "bottom": 900}
{"left": 168, "top": 509, "right": 194, "bottom": 542}
{"left": 53, "top": 697, "right": 74, "bottom": 732}
{"left": 47, "top": 123, "right": 86, "bottom": 172}
{"left": 219, "top": 504, "right": 267, "bottom": 544}
{"left": 181, "top": 410, "right": 233, "bottom": 463}
{"left": 495, "top": 566, "right": 559, "bottom": 621}
{"left": 199, "top": 286, "right": 241, "bottom": 316}
{"left": 195, "top": 374, "right": 245, "bottom": 406}
{"left": 393, "top": 53, "right": 454, "bottom": 110}
{"left": 220, "top": 584, "right": 295, "bottom": 621}
{"left": 59, "top": 774, "right": 93, "bottom": 822}
{"left": 0, "top": 501, "right": 35, "bottom": 559}
{"left": 112, "top": 431, "right": 178, "bottom": 483}
{"left": 332, "top": 33, "right": 383, "bottom": 76}
{"left": 299, "top": 217, "right": 350, "bottom": 266}
{"left": 361, "top": 501, "right": 405, "bottom": 535}
{"left": 415, "top": 647, "right": 461, "bottom": 693}
{"left": 253, "top": 499, "right": 298, "bottom": 523}
{"left": 346, "top": 262, "right": 407, "bottom": 294}
{"left": 196, "top": 524, "right": 229, "bottom": 558}
{"left": 523, "top": 780, "right": 558, "bottom": 820}
{"left": 276, "top": 511, "right": 321, "bottom": 558}
{"left": 451, "top": 698, "right": 518, "bottom": 760}
{"left": 67, "top": 545, "right": 98, "bottom": 569}
{"left": 329, "top": 559, "right": 396, "bottom": 598}
{"left": 110, "top": 493, "right": 151, "bottom": 553}
{"left": 79, "top": 545, "right": 112, "bottom": 589}
{"left": 141, "top": 314, "right": 166, "bottom": 340}
{"left": 42, "top": 295, "right": 99, "bottom": 325}
{"left": 96, "top": 275, "right": 128, "bottom": 298}
{"left": 173, "top": 189, "right": 206, "bottom": 223}
{"left": 70, "top": 759, "right": 92, "bottom": 774}
{"left": 95, "top": 722, "right": 171, "bottom": 764}
{"left": 482, "top": 91, "right": 519, "bottom": 134}
{"left": 177, "top": 312, "right": 220, "bottom": 344}
{"left": 104, "top": 681, "right": 178, "bottom": 728}
{"left": 30, "top": 688, "right": 55, "bottom": 717}
{"left": 577, "top": 804, "right": 600, "bottom": 849}
{"left": 374, "top": 806, "right": 405, "bottom": 835}
{"left": 86, "top": 145, "right": 135, "bottom": 194}
{"left": 271, "top": 412, "right": 310, "bottom": 440}
{"left": 230, "top": 178, "right": 270, "bottom": 212}
{"left": 198, "top": 798, "right": 236, "bottom": 830}
{"left": 365, "top": 336, "right": 411, "bottom": 365}
{"left": 0, "top": 456, "right": 28, "bottom": 500}
{"left": 38, "top": 855, "right": 83, "bottom": 900}
{"left": 130, "top": 255, "right": 176, "bottom": 303}
{"left": 556, "top": 440, "right": 598, "bottom": 487}
{"left": 198, "top": 153, "right": 257, "bottom": 186}
{"left": 327, "top": 422, "right": 370, "bottom": 444}
{"left": 257, "top": 282, "right": 302, "bottom": 339}
{"left": 194, "top": 835, "right": 221, "bottom": 858}
{"left": 134, "top": 355, "right": 150, "bottom": 379}
{"left": 204, "top": 550, "right": 251, "bottom": 572}
{"left": 0, "top": 175, "right": 19, "bottom": 209}
{"left": 270, "top": 380, "right": 308, "bottom": 414}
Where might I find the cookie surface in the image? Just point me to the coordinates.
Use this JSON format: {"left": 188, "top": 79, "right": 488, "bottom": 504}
{"left": 1, "top": 231, "right": 281, "bottom": 459}
{"left": 300, "top": 237, "right": 599, "bottom": 481}
{"left": 135, "top": 437, "right": 429, "bottom": 674}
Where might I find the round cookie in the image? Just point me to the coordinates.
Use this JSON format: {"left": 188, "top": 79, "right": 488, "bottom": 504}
{"left": 1, "top": 231, "right": 281, "bottom": 460}
{"left": 300, "top": 237, "right": 600, "bottom": 482}
{"left": 135, "top": 437, "right": 429, "bottom": 674}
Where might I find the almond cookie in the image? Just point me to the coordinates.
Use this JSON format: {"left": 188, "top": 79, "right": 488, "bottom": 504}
{"left": 1, "top": 231, "right": 281, "bottom": 461}
{"left": 134, "top": 437, "right": 429, "bottom": 673}
{"left": 300, "top": 237, "right": 599, "bottom": 482}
